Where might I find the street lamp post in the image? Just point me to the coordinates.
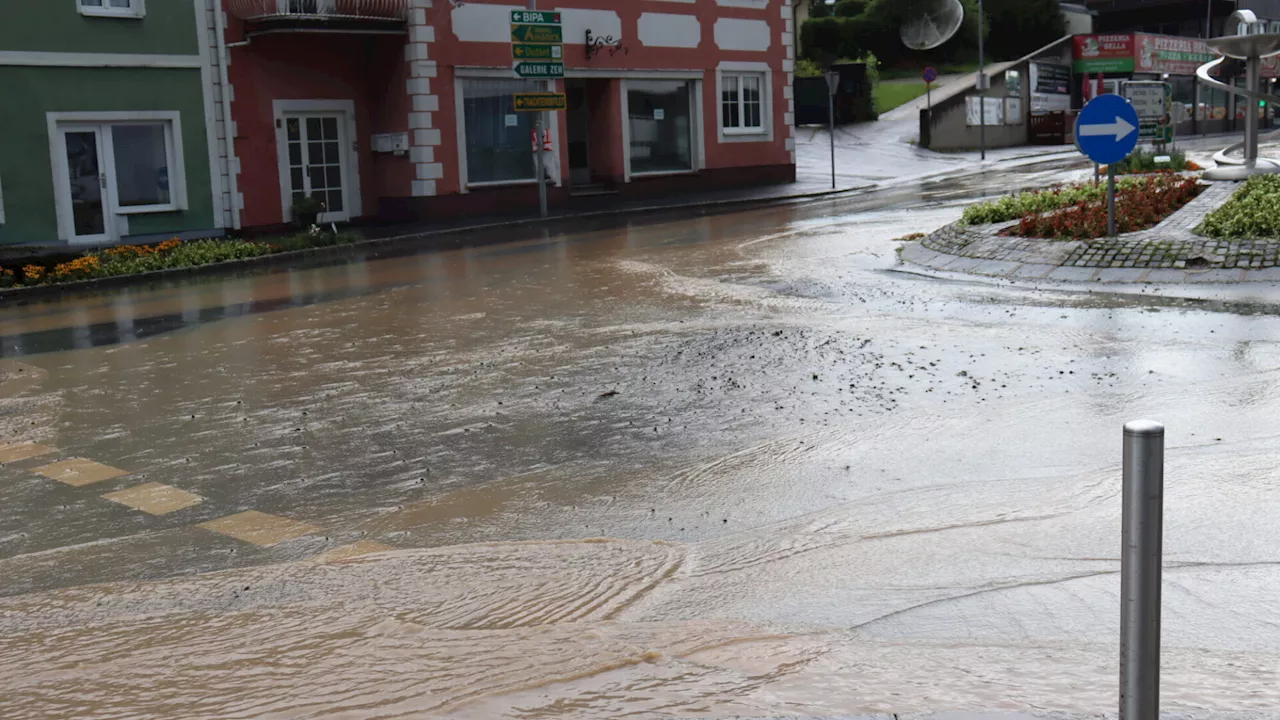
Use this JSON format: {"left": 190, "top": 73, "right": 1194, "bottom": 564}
{"left": 826, "top": 70, "right": 839, "bottom": 189}
{"left": 978, "top": 0, "right": 986, "bottom": 161}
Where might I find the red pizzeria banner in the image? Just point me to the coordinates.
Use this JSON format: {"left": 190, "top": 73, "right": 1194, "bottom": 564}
{"left": 1074, "top": 32, "right": 1280, "bottom": 78}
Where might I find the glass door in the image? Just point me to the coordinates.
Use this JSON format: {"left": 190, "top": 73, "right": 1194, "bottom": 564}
{"left": 60, "top": 126, "right": 113, "bottom": 244}
{"left": 284, "top": 114, "right": 349, "bottom": 223}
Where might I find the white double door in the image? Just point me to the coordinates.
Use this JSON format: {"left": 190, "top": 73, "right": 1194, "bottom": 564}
{"left": 281, "top": 112, "right": 352, "bottom": 224}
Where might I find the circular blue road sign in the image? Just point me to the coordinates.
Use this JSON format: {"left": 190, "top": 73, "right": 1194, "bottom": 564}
{"left": 922, "top": 66, "right": 938, "bottom": 83}
{"left": 1074, "top": 93, "right": 1140, "bottom": 166}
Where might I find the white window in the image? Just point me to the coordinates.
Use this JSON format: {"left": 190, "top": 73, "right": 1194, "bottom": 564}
{"left": 47, "top": 111, "right": 187, "bottom": 244}
{"left": 78, "top": 0, "right": 146, "bottom": 19}
{"left": 721, "top": 72, "right": 765, "bottom": 134}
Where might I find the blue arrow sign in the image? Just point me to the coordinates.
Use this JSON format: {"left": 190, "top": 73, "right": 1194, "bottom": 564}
{"left": 1075, "top": 94, "right": 1140, "bottom": 165}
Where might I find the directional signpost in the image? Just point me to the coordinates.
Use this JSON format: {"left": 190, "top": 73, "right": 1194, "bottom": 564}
{"left": 1075, "top": 94, "right": 1140, "bottom": 237}
{"left": 511, "top": 6, "right": 564, "bottom": 219}
{"left": 514, "top": 92, "right": 568, "bottom": 111}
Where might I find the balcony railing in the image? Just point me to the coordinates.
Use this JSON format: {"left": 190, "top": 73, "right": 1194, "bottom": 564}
{"left": 227, "top": 0, "right": 408, "bottom": 23}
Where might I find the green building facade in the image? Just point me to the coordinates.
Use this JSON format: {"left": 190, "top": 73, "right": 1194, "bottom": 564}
{"left": 0, "top": 0, "right": 224, "bottom": 246}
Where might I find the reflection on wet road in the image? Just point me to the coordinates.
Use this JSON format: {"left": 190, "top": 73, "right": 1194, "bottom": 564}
{"left": 4, "top": 165, "right": 1280, "bottom": 718}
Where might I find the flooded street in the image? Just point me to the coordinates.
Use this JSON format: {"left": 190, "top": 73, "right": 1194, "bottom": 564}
{"left": 5, "top": 165, "right": 1280, "bottom": 718}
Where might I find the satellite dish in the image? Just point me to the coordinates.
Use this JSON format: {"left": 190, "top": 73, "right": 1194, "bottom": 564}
{"left": 900, "top": 0, "right": 965, "bottom": 51}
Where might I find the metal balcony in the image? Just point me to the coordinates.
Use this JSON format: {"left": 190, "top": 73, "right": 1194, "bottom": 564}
{"left": 227, "top": 0, "right": 408, "bottom": 35}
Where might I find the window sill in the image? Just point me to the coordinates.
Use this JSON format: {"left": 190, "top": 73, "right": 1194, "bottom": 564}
{"left": 117, "top": 203, "right": 181, "bottom": 215}
{"left": 466, "top": 179, "right": 539, "bottom": 189}
{"left": 78, "top": 8, "right": 146, "bottom": 19}
{"left": 630, "top": 169, "right": 697, "bottom": 179}
{"left": 723, "top": 127, "right": 767, "bottom": 136}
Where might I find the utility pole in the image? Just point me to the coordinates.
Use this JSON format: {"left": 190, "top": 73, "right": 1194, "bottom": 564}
{"left": 529, "top": 0, "right": 548, "bottom": 218}
{"left": 1206, "top": 0, "right": 1213, "bottom": 39}
{"left": 978, "top": 0, "right": 986, "bottom": 161}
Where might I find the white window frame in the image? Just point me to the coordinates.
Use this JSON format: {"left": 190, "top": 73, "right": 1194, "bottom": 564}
{"left": 716, "top": 62, "right": 774, "bottom": 144}
{"left": 620, "top": 74, "right": 705, "bottom": 181}
{"left": 77, "top": 0, "right": 146, "bottom": 19}
{"left": 47, "top": 111, "right": 189, "bottom": 243}
{"left": 720, "top": 72, "right": 767, "bottom": 135}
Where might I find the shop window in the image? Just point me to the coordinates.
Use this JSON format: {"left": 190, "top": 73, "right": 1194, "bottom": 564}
{"left": 462, "top": 78, "right": 539, "bottom": 185}
{"left": 78, "top": 0, "right": 145, "bottom": 18}
{"left": 628, "top": 80, "right": 694, "bottom": 174}
{"left": 112, "top": 124, "right": 173, "bottom": 209}
{"left": 721, "top": 73, "right": 765, "bottom": 134}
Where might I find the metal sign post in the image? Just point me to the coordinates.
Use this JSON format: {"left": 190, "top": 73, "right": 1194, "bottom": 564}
{"left": 1120, "top": 420, "right": 1165, "bottom": 720}
{"left": 978, "top": 0, "right": 985, "bottom": 161}
{"left": 923, "top": 67, "right": 938, "bottom": 114}
{"left": 1075, "top": 94, "right": 1140, "bottom": 237}
{"left": 826, "top": 70, "right": 839, "bottom": 190}
{"left": 516, "top": 0, "right": 563, "bottom": 219}
{"left": 1108, "top": 165, "right": 1117, "bottom": 236}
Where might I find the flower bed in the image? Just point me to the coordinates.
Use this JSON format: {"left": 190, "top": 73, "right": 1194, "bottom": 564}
{"left": 1197, "top": 175, "right": 1280, "bottom": 239}
{"left": 961, "top": 178, "right": 1146, "bottom": 226}
{"left": 1004, "top": 174, "right": 1202, "bottom": 240}
{"left": 1, "top": 231, "right": 363, "bottom": 288}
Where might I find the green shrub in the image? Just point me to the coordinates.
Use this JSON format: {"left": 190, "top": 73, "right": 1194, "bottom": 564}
{"left": 1197, "top": 175, "right": 1280, "bottom": 239}
{"left": 1110, "top": 150, "right": 1195, "bottom": 175}
{"left": 960, "top": 179, "right": 1145, "bottom": 225}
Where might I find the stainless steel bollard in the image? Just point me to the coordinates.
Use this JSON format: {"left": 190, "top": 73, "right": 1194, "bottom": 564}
{"left": 1120, "top": 420, "right": 1164, "bottom": 720}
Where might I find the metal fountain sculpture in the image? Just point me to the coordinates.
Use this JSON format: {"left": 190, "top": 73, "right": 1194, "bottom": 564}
{"left": 1201, "top": 10, "right": 1280, "bottom": 180}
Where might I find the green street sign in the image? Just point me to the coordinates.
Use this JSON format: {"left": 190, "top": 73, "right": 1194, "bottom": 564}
{"left": 510, "top": 10, "right": 560, "bottom": 25}
{"left": 514, "top": 92, "right": 567, "bottom": 112}
{"left": 515, "top": 62, "right": 564, "bottom": 78}
{"left": 511, "top": 23, "right": 562, "bottom": 44}
{"left": 513, "top": 43, "right": 562, "bottom": 60}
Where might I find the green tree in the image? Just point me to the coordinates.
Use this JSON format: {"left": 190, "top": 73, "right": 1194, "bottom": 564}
{"left": 800, "top": 0, "right": 986, "bottom": 69}
{"left": 833, "top": 0, "right": 870, "bottom": 17}
{"left": 983, "top": 0, "right": 1066, "bottom": 61}
{"left": 809, "top": 0, "right": 833, "bottom": 19}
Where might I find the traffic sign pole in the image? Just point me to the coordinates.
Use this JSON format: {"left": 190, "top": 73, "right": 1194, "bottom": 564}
{"left": 529, "top": 0, "right": 547, "bottom": 218}
{"left": 1075, "top": 94, "right": 1141, "bottom": 238}
{"left": 1108, "top": 165, "right": 1117, "bottom": 237}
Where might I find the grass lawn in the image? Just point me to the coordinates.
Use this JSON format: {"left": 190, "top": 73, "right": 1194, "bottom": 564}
{"left": 874, "top": 82, "right": 930, "bottom": 114}
{"left": 878, "top": 61, "right": 980, "bottom": 82}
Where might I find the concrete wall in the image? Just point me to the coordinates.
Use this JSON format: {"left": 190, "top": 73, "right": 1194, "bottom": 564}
{"left": 0, "top": 0, "right": 200, "bottom": 55}
{"left": 424, "top": 0, "right": 794, "bottom": 202}
{"left": 226, "top": 33, "right": 406, "bottom": 227}
{"left": 925, "top": 43, "right": 1073, "bottom": 152}
{"left": 0, "top": 1, "right": 215, "bottom": 246}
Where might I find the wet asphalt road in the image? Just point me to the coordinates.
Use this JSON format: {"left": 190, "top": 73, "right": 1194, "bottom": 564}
{"left": 4, "top": 163, "right": 1280, "bottom": 718}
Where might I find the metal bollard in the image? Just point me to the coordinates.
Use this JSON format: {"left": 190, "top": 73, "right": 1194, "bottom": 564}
{"left": 1120, "top": 420, "right": 1165, "bottom": 720}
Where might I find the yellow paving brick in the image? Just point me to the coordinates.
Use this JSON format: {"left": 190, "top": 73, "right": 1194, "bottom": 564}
{"left": 102, "top": 482, "right": 203, "bottom": 516}
{"left": 33, "top": 458, "right": 128, "bottom": 486}
{"left": 197, "top": 511, "right": 320, "bottom": 547}
{"left": 0, "top": 443, "right": 55, "bottom": 463}
{"left": 311, "top": 540, "right": 396, "bottom": 564}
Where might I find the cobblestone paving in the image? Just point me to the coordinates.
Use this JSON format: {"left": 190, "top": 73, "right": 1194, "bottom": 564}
{"left": 905, "top": 180, "right": 1280, "bottom": 284}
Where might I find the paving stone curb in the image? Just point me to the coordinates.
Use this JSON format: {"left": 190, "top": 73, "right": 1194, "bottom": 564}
{"left": 904, "top": 180, "right": 1280, "bottom": 284}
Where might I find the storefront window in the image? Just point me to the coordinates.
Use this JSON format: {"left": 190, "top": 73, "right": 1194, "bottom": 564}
{"left": 463, "top": 78, "right": 538, "bottom": 185}
{"left": 628, "top": 80, "right": 693, "bottom": 174}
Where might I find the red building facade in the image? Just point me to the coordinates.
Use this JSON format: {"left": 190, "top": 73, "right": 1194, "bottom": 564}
{"left": 220, "top": 0, "right": 796, "bottom": 229}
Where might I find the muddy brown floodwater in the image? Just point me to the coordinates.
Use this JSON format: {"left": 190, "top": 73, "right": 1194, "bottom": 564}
{"left": 4, "top": 175, "right": 1280, "bottom": 719}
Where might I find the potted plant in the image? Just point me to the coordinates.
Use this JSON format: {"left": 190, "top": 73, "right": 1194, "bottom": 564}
{"left": 292, "top": 194, "right": 326, "bottom": 228}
